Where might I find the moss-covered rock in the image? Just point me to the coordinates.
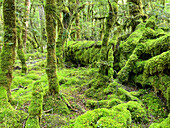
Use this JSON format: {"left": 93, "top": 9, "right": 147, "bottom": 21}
{"left": 73, "top": 107, "right": 131, "bottom": 128}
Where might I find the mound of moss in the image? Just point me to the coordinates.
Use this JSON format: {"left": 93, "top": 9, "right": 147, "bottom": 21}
{"left": 0, "top": 87, "right": 27, "bottom": 128}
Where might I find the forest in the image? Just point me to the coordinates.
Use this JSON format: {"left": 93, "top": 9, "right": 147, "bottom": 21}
{"left": 0, "top": 0, "right": 170, "bottom": 127}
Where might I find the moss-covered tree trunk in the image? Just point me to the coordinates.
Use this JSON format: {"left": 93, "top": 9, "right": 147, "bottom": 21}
{"left": 127, "top": 0, "right": 143, "bottom": 17}
{"left": 16, "top": 20, "right": 27, "bottom": 74}
{"left": 45, "top": 0, "right": 59, "bottom": 95}
{"left": 76, "top": 0, "right": 80, "bottom": 40}
{"left": 99, "top": 0, "right": 118, "bottom": 75}
{"left": 39, "top": 1, "right": 46, "bottom": 53}
{"left": 56, "top": 0, "right": 64, "bottom": 68}
{"left": 22, "top": 0, "right": 30, "bottom": 52}
{"left": 0, "top": 0, "right": 17, "bottom": 97}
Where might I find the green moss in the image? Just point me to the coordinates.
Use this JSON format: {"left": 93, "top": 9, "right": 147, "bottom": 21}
{"left": 26, "top": 81, "right": 43, "bottom": 127}
{"left": 145, "top": 16, "right": 156, "bottom": 29}
{"left": 117, "top": 87, "right": 139, "bottom": 101}
{"left": 66, "top": 41, "right": 102, "bottom": 66}
{"left": 73, "top": 107, "right": 131, "bottom": 128}
{"left": 25, "top": 116, "right": 40, "bottom": 128}
{"left": 117, "top": 54, "right": 138, "bottom": 83}
{"left": 167, "top": 87, "right": 170, "bottom": 110}
{"left": 26, "top": 73, "right": 41, "bottom": 80}
{"left": 149, "top": 114, "right": 170, "bottom": 128}
{"left": 86, "top": 98, "right": 122, "bottom": 109}
{"left": 0, "top": 87, "right": 28, "bottom": 127}
{"left": 43, "top": 94, "right": 70, "bottom": 115}
{"left": 143, "top": 50, "right": 170, "bottom": 80}
{"left": 112, "top": 101, "right": 147, "bottom": 123}
{"left": 142, "top": 93, "right": 167, "bottom": 118}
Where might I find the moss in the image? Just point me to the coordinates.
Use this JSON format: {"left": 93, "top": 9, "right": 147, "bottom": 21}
{"left": 40, "top": 114, "right": 67, "bottom": 128}
{"left": 43, "top": 94, "right": 70, "bottom": 115}
{"left": 149, "top": 114, "right": 170, "bottom": 128}
{"left": 142, "top": 93, "right": 167, "bottom": 118}
{"left": 0, "top": 87, "right": 28, "bottom": 127}
{"left": 117, "top": 87, "right": 139, "bottom": 101}
{"left": 145, "top": 16, "right": 156, "bottom": 29}
{"left": 167, "top": 87, "right": 170, "bottom": 110}
{"left": 108, "top": 46, "right": 114, "bottom": 78}
{"left": 16, "top": 22, "right": 27, "bottom": 74}
{"left": 118, "top": 25, "right": 144, "bottom": 68}
{"left": 143, "top": 50, "right": 170, "bottom": 79}
{"left": 66, "top": 41, "right": 101, "bottom": 66}
{"left": 25, "top": 116, "right": 40, "bottom": 128}
{"left": 86, "top": 98, "right": 122, "bottom": 109}
{"left": 45, "top": 0, "right": 59, "bottom": 95}
{"left": 112, "top": 101, "right": 147, "bottom": 123}
{"left": 117, "top": 53, "right": 138, "bottom": 83}
{"left": 73, "top": 107, "right": 131, "bottom": 128}
{"left": 127, "top": 0, "right": 143, "bottom": 17}
{"left": 26, "top": 73, "right": 41, "bottom": 80}
{"left": 0, "top": 0, "right": 17, "bottom": 97}
{"left": 26, "top": 81, "right": 43, "bottom": 127}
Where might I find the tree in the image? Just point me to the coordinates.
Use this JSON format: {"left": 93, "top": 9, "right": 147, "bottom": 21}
{"left": 45, "top": 0, "right": 59, "bottom": 95}
{"left": 99, "top": 0, "right": 118, "bottom": 75}
{"left": 0, "top": 0, "right": 17, "bottom": 98}
{"left": 22, "top": 0, "right": 30, "bottom": 52}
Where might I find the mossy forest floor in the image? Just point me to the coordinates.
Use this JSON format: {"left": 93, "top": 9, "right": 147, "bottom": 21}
{"left": 5, "top": 50, "right": 168, "bottom": 128}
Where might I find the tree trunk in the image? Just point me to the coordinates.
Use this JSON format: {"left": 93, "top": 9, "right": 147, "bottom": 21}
{"left": 45, "top": 0, "right": 59, "bottom": 95}
{"left": 0, "top": 0, "right": 17, "bottom": 98}
{"left": 99, "top": 0, "right": 118, "bottom": 75}
{"left": 127, "top": 0, "right": 143, "bottom": 17}
{"left": 76, "top": 0, "right": 80, "bottom": 40}
{"left": 39, "top": 2, "right": 46, "bottom": 53}
{"left": 17, "top": 20, "right": 27, "bottom": 74}
{"left": 22, "top": 0, "right": 30, "bottom": 53}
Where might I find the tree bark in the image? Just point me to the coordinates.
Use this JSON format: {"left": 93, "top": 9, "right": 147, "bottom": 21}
{"left": 0, "top": 0, "right": 17, "bottom": 98}
{"left": 22, "top": 0, "right": 30, "bottom": 53}
{"left": 39, "top": 1, "right": 46, "bottom": 53}
{"left": 45, "top": 0, "right": 59, "bottom": 95}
